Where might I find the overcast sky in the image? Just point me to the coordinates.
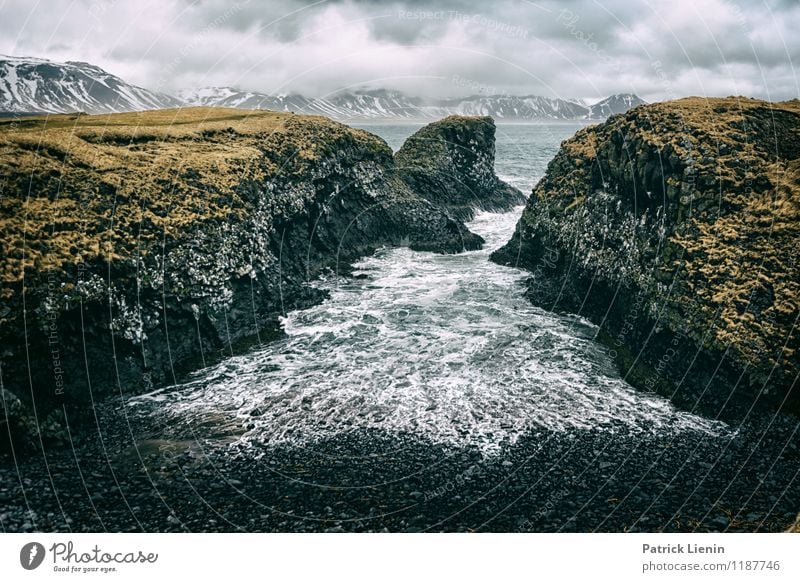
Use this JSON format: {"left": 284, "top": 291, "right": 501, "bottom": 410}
{"left": 0, "top": 0, "right": 798, "bottom": 102}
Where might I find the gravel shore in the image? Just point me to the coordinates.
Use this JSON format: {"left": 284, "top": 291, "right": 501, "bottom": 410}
{"left": 2, "top": 399, "right": 798, "bottom": 533}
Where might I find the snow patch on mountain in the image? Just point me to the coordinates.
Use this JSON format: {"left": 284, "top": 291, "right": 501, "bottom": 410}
{"left": 0, "top": 55, "right": 181, "bottom": 114}
{"left": 0, "top": 55, "right": 646, "bottom": 121}
{"left": 178, "top": 87, "right": 646, "bottom": 121}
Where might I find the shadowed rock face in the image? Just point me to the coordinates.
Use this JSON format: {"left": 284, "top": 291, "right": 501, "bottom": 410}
{"left": 395, "top": 115, "right": 526, "bottom": 220}
{"left": 493, "top": 97, "right": 800, "bottom": 415}
{"left": 0, "top": 108, "right": 510, "bottom": 449}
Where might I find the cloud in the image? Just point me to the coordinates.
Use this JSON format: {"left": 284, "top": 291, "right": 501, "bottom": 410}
{"left": 0, "top": 0, "right": 796, "bottom": 101}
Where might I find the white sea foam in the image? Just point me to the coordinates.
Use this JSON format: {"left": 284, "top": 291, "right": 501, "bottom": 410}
{"left": 129, "top": 204, "right": 728, "bottom": 455}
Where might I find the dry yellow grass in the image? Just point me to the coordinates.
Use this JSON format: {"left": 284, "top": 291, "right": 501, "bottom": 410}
{"left": 663, "top": 101, "right": 800, "bottom": 380}
{"left": 0, "top": 107, "right": 387, "bottom": 295}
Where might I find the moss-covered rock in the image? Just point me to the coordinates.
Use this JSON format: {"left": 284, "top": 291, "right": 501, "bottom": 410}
{"left": 492, "top": 97, "right": 800, "bottom": 415}
{"left": 395, "top": 115, "right": 526, "bottom": 219}
{"left": 0, "top": 107, "right": 505, "bottom": 449}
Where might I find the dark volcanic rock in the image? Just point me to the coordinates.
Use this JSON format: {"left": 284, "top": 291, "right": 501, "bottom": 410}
{"left": 0, "top": 389, "right": 35, "bottom": 453}
{"left": 492, "top": 97, "right": 800, "bottom": 416}
{"left": 395, "top": 115, "right": 526, "bottom": 220}
{"left": 0, "top": 107, "right": 503, "bottom": 448}
{"left": 2, "top": 405, "right": 799, "bottom": 532}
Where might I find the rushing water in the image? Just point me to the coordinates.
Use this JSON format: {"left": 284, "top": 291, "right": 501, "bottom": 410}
{"left": 128, "top": 123, "right": 728, "bottom": 455}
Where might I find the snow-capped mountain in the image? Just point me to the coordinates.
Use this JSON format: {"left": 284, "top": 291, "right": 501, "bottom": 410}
{"left": 318, "top": 89, "right": 427, "bottom": 119}
{"left": 426, "top": 94, "right": 593, "bottom": 120}
{"left": 179, "top": 87, "right": 646, "bottom": 121}
{"left": 0, "top": 56, "right": 181, "bottom": 114}
{"left": 0, "top": 55, "right": 646, "bottom": 120}
{"left": 587, "top": 93, "right": 646, "bottom": 118}
{"left": 175, "top": 87, "right": 309, "bottom": 111}
{"left": 176, "top": 87, "right": 427, "bottom": 119}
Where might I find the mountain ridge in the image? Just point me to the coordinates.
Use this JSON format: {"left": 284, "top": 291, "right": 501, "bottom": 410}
{"left": 177, "top": 86, "right": 647, "bottom": 121}
{"left": 1, "top": 55, "right": 646, "bottom": 120}
{"left": 0, "top": 55, "right": 181, "bottom": 114}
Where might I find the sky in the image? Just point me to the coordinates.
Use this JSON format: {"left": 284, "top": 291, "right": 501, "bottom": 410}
{"left": 0, "top": 0, "right": 798, "bottom": 102}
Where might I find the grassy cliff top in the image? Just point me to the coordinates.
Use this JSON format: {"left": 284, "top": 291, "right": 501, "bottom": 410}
{"left": 0, "top": 106, "right": 289, "bottom": 134}
{"left": 0, "top": 107, "right": 390, "bottom": 290}
{"left": 396, "top": 114, "right": 494, "bottom": 144}
{"left": 419, "top": 114, "right": 495, "bottom": 129}
{"left": 557, "top": 97, "right": 800, "bottom": 182}
{"left": 395, "top": 115, "right": 495, "bottom": 167}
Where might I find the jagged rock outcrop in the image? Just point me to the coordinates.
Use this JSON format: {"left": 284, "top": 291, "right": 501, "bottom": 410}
{"left": 0, "top": 107, "right": 504, "bottom": 450}
{"left": 395, "top": 116, "right": 526, "bottom": 219}
{"left": 493, "top": 97, "right": 800, "bottom": 415}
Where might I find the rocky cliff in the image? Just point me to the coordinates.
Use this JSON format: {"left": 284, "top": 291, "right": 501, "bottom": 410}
{"left": 395, "top": 116, "right": 526, "bottom": 219}
{"left": 0, "top": 108, "right": 508, "bottom": 450}
{"left": 493, "top": 97, "right": 800, "bottom": 415}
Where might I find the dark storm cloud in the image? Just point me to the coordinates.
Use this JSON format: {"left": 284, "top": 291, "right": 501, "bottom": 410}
{"left": 0, "top": 0, "right": 796, "bottom": 102}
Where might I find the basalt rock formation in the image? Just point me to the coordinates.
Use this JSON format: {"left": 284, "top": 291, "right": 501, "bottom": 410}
{"left": 493, "top": 97, "right": 800, "bottom": 416}
{"left": 395, "top": 116, "right": 526, "bottom": 220}
{"left": 0, "top": 108, "right": 511, "bottom": 450}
